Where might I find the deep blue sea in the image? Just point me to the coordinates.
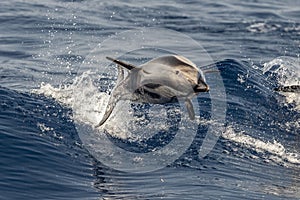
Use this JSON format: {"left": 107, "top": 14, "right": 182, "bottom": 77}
{"left": 0, "top": 0, "right": 299, "bottom": 199}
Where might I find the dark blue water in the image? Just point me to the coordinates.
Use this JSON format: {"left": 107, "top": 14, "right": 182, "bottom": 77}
{"left": 0, "top": 0, "right": 299, "bottom": 199}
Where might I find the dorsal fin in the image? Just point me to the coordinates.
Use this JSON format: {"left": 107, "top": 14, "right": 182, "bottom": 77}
{"left": 106, "top": 56, "right": 136, "bottom": 70}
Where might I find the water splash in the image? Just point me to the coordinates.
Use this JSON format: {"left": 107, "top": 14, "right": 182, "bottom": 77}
{"left": 262, "top": 56, "right": 300, "bottom": 111}
{"left": 32, "top": 71, "right": 183, "bottom": 141}
{"left": 33, "top": 71, "right": 108, "bottom": 127}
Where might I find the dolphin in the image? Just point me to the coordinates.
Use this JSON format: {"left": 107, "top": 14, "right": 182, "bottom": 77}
{"left": 275, "top": 85, "right": 300, "bottom": 93}
{"left": 95, "top": 55, "right": 209, "bottom": 127}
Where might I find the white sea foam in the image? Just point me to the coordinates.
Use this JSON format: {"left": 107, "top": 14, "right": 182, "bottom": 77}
{"left": 246, "top": 22, "right": 281, "bottom": 33}
{"left": 222, "top": 126, "right": 300, "bottom": 166}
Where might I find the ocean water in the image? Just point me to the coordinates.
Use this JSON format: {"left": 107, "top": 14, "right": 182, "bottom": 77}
{"left": 0, "top": 0, "right": 299, "bottom": 199}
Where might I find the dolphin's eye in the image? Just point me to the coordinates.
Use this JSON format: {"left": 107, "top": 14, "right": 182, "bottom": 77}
{"left": 186, "top": 78, "right": 192, "bottom": 83}
{"left": 175, "top": 70, "right": 179, "bottom": 75}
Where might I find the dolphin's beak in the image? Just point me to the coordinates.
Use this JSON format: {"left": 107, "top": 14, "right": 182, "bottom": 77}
{"left": 193, "top": 74, "right": 209, "bottom": 93}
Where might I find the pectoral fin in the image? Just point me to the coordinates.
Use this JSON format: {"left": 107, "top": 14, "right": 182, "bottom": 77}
{"left": 185, "top": 99, "right": 195, "bottom": 120}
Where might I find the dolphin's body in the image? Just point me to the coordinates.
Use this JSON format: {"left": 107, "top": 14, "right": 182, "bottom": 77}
{"left": 96, "top": 55, "right": 209, "bottom": 127}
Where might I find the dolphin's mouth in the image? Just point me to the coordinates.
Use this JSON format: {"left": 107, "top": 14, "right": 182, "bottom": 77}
{"left": 194, "top": 84, "right": 209, "bottom": 93}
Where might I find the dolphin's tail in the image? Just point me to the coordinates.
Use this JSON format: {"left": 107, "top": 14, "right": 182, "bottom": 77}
{"left": 95, "top": 86, "right": 133, "bottom": 128}
{"left": 95, "top": 94, "right": 119, "bottom": 128}
{"left": 95, "top": 63, "right": 126, "bottom": 128}
{"left": 106, "top": 56, "right": 136, "bottom": 70}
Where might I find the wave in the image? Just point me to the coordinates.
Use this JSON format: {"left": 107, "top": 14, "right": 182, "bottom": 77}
{"left": 32, "top": 58, "right": 300, "bottom": 170}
